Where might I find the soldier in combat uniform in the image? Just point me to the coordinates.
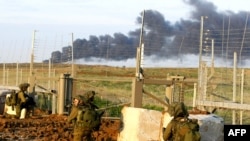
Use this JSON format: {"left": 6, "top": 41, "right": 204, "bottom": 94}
{"left": 163, "top": 102, "right": 200, "bottom": 141}
{"left": 68, "top": 94, "right": 97, "bottom": 141}
{"left": 16, "top": 83, "right": 31, "bottom": 119}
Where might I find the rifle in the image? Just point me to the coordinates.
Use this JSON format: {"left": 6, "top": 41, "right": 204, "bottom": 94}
{"left": 96, "top": 102, "right": 131, "bottom": 112}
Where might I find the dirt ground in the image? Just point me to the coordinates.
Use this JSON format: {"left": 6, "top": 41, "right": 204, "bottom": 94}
{"left": 0, "top": 107, "right": 210, "bottom": 141}
{"left": 0, "top": 109, "right": 121, "bottom": 141}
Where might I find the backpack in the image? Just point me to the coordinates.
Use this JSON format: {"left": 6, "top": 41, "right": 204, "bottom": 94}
{"left": 5, "top": 90, "right": 18, "bottom": 108}
{"left": 172, "top": 118, "right": 201, "bottom": 141}
{"left": 77, "top": 108, "right": 104, "bottom": 131}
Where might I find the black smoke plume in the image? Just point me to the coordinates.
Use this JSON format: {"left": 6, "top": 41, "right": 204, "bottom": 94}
{"left": 47, "top": 0, "right": 250, "bottom": 66}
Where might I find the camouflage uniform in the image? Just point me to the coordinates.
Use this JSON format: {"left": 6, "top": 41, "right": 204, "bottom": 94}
{"left": 84, "top": 91, "right": 96, "bottom": 103}
{"left": 68, "top": 95, "right": 95, "bottom": 141}
{"left": 15, "top": 83, "right": 30, "bottom": 118}
{"left": 163, "top": 102, "right": 189, "bottom": 141}
{"left": 83, "top": 91, "right": 99, "bottom": 109}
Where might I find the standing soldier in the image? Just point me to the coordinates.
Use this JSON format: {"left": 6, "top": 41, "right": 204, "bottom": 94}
{"left": 15, "top": 83, "right": 30, "bottom": 119}
{"left": 68, "top": 93, "right": 104, "bottom": 141}
{"left": 67, "top": 95, "right": 93, "bottom": 141}
{"left": 67, "top": 95, "right": 84, "bottom": 124}
{"left": 4, "top": 83, "right": 35, "bottom": 119}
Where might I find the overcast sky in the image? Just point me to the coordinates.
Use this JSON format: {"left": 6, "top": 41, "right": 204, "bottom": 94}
{"left": 0, "top": 0, "right": 249, "bottom": 63}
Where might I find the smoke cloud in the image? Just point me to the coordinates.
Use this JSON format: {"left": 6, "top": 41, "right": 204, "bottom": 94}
{"left": 49, "top": 0, "right": 250, "bottom": 68}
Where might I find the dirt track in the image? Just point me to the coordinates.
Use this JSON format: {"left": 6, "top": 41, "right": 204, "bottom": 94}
{"left": 0, "top": 114, "right": 121, "bottom": 141}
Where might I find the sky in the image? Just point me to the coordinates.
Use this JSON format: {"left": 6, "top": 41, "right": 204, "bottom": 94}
{"left": 0, "top": 0, "right": 250, "bottom": 65}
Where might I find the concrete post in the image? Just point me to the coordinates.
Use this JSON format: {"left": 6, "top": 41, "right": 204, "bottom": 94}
{"left": 52, "top": 69, "right": 57, "bottom": 114}
{"left": 52, "top": 92, "right": 57, "bottom": 114}
{"left": 131, "top": 78, "right": 143, "bottom": 108}
{"left": 58, "top": 74, "right": 65, "bottom": 115}
{"left": 28, "top": 76, "right": 36, "bottom": 94}
{"left": 64, "top": 74, "right": 73, "bottom": 114}
{"left": 193, "top": 83, "right": 197, "bottom": 108}
{"left": 165, "top": 75, "right": 173, "bottom": 104}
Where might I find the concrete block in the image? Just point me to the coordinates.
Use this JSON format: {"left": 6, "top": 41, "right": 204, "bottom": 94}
{"left": 117, "top": 106, "right": 224, "bottom": 141}
{"left": 189, "top": 114, "right": 224, "bottom": 141}
{"left": 117, "top": 106, "right": 162, "bottom": 141}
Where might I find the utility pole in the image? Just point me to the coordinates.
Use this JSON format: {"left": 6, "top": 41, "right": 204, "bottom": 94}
{"left": 29, "top": 30, "right": 36, "bottom": 93}
{"left": 232, "top": 52, "right": 237, "bottom": 124}
{"left": 135, "top": 10, "right": 145, "bottom": 80}
{"left": 239, "top": 14, "right": 248, "bottom": 65}
{"left": 30, "top": 30, "right": 36, "bottom": 76}
{"left": 198, "top": 16, "right": 207, "bottom": 100}
{"left": 208, "top": 39, "right": 215, "bottom": 81}
{"left": 132, "top": 10, "right": 145, "bottom": 107}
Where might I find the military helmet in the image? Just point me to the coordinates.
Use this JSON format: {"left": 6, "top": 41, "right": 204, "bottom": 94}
{"left": 168, "top": 102, "right": 189, "bottom": 118}
{"left": 73, "top": 95, "right": 87, "bottom": 103}
{"left": 19, "top": 83, "right": 30, "bottom": 89}
{"left": 84, "top": 90, "right": 96, "bottom": 101}
{"left": 73, "top": 95, "right": 83, "bottom": 100}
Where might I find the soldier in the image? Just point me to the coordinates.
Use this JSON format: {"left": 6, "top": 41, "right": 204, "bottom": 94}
{"left": 163, "top": 102, "right": 200, "bottom": 141}
{"left": 83, "top": 90, "right": 99, "bottom": 109}
{"left": 67, "top": 95, "right": 84, "bottom": 124}
{"left": 67, "top": 95, "right": 95, "bottom": 141}
{"left": 15, "top": 83, "right": 31, "bottom": 119}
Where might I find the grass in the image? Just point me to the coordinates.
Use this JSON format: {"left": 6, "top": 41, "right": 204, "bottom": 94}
{"left": 1, "top": 63, "right": 250, "bottom": 124}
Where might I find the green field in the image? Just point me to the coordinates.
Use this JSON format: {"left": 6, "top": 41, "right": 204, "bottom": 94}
{"left": 1, "top": 63, "right": 250, "bottom": 124}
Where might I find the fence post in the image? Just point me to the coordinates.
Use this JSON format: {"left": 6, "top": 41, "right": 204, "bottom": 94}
{"left": 131, "top": 78, "right": 143, "bottom": 108}
{"left": 232, "top": 52, "right": 237, "bottom": 124}
{"left": 193, "top": 83, "right": 197, "bottom": 108}
{"left": 165, "top": 75, "right": 172, "bottom": 104}
{"left": 58, "top": 74, "right": 66, "bottom": 115}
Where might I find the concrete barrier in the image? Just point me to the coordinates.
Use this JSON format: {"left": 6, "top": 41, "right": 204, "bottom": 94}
{"left": 117, "top": 106, "right": 224, "bottom": 141}
{"left": 117, "top": 106, "right": 162, "bottom": 141}
{"left": 189, "top": 114, "right": 224, "bottom": 141}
